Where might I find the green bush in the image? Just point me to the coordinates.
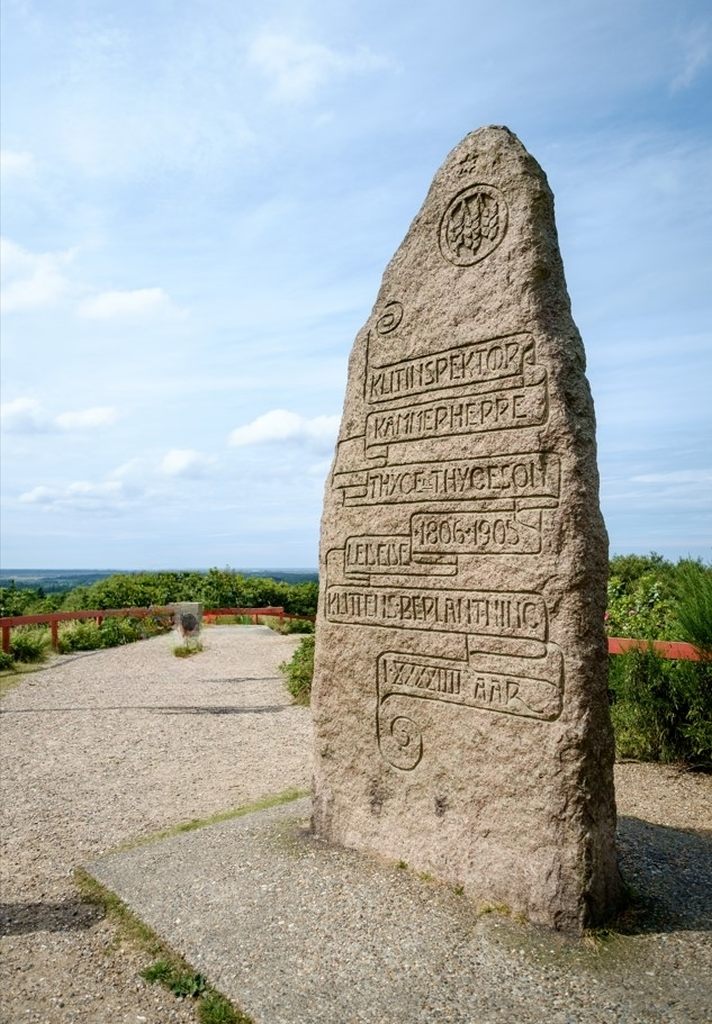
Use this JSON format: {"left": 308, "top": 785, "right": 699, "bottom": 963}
{"left": 674, "top": 561, "right": 712, "bottom": 654}
{"left": 266, "top": 617, "right": 315, "bottom": 635}
{"left": 57, "top": 615, "right": 171, "bottom": 653}
{"left": 0, "top": 650, "right": 16, "bottom": 672}
{"left": 279, "top": 635, "right": 314, "bottom": 705}
{"left": 58, "top": 620, "right": 103, "bottom": 652}
{"left": 9, "top": 626, "right": 51, "bottom": 663}
{"left": 609, "top": 651, "right": 712, "bottom": 767}
{"left": 56, "top": 568, "right": 319, "bottom": 617}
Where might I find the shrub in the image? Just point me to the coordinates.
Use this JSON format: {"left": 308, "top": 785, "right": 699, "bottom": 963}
{"left": 0, "top": 650, "right": 16, "bottom": 672}
{"left": 265, "top": 617, "right": 314, "bottom": 635}
{"left": 279, "top": 635, "right": 315, "bottom": 705}
{"left": 674, "top": 561, "right": 712, "bottom": 654}
{"left": 58, "top": 620, "right": 103, "bottom": 653}
{"left": 609, "top": 646, "right": 712, "bottom": 769}
{"left": 99, "top": 617, "right": 139, "bottom": 647}
{"left": 56, "top": 615, "right": 171, "bottom": 653}
{"left": 9, "top": 626, "right": 51, "bottom": 663}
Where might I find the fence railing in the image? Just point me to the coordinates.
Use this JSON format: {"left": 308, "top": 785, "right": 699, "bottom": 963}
{"left": 0, "top": 606, "right": 175, "bottom": 653}
{"left": 607, "top": 637, "right": 701, "bottom": 661}
{"left": 0, "top": 605, "right": 316, "bottom": 653}
{"left": 201, "top": 606, "right": 315, "bottom": 626}
{"left": 0, "top": 605, "right": 701, "bottom": 659}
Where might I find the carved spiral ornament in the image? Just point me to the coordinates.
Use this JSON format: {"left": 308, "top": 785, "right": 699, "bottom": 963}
{"left": 378, "top": 709, "right": 423, "bottom": 770}
{"left": 375, "top": 300, "right": 404, "bottom": 335}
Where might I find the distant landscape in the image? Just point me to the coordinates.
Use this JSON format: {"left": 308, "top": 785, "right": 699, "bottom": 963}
{"left": 0, "top": 568, "right": 319, "bottom": 593}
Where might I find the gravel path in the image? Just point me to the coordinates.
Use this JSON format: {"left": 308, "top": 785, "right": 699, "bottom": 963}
{"left": 1, "top": 626, "right": 710, "bottom": 1023}
{"left": 0, "top": 626, "right": 310, "bottom": 1023}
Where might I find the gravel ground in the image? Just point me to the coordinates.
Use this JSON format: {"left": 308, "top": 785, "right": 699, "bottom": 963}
{"left": 1, "top": 626, "right": 710, "bottom": 1023}
{"left": 0, "top": 626, "right": 310, "bottom": 1024}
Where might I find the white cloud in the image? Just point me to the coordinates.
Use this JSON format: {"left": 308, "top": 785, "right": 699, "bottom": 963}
{"left": 247, "top": 30, "right": 392, "bottom": 102}
{"left": 18, "top": 479, "right": 131, "bottom": 513}
{"left": 1, "top": 397, "right": 119, "bottom": 433}
{"left": 0, "top": 149, "right": 35, "bottom": 178}
{"left": 159, "top": 448, "right": 217, "bottom": 478}
{"left": 0, "top": 398, "right": 49, "bottom": 433}
{"left": 54, "top": 406, "right": 119, "bottom": 430}
{"left": 77, "top": 287, "right": 183, "bottom": 320}
{"left": 228, "top": 409, "right": 339, "bottom": 451}
{"left": 0, "top": 237, "right": 74, "bottom": 313}
{"left": 670, "top": 24, "right": 711, "bottom": 92}
{"left": 631, "top": 470, "right": 712, "bottom": 485}
{"left": 108, "top": 458, "right": 146, "bottom": 481}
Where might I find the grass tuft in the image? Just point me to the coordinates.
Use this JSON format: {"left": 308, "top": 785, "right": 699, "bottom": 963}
{"left": 173, "top": 640, "right": 204, "bottom": 658}
{"left": 112, "top": 787, "right": 308, "bottom": 853}
{"left": 199, "top": 990, "right": 252, "bottom": 1023}
{"left": 74, "top": 869, "right": 252, "bottom": 1022}
{"left": 141, "top": 959, "right": 207, "bottom": 998}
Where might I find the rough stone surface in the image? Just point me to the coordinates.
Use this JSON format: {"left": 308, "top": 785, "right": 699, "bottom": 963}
{"left": 312, "top": 125, "right": 622, "bottom": 930}
{"left": 169, "top": 600, "right": 203, "bottom": 642}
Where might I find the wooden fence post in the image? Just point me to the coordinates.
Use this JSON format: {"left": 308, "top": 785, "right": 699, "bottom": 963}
{"left": 51, "top": 620, "right": 59, "bottom": 651}
{"left": 2, "top": 625, "right": 10, "bottom": 654}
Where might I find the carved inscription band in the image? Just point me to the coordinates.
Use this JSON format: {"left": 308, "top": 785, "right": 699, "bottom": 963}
{"left": 365, "top": 377, "right": 548, "bottom": 448}
{"left": 335, "top": 452, "right": 561, "bottom": 506}
{"left": 326, "top": 585, "right": 546, "bottom": 639}
{"left": 378, "top": 644, "right": 563, "bottom": 724}
{"left": 367, "top": 333, "right": 534, "bottom": 403}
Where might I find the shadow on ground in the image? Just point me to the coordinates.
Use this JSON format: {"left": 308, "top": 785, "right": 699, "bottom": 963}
{"left": 0, "top": 899, "right": 102, "bottom": 936}
{"left": 0, "top": 704, "right": 286, "bottom": 716}
{"left": 155, "top": 705, "right": 286, "bottom": 716}
{"left": 617, "top": 816, "right": 712, "bottom": 933}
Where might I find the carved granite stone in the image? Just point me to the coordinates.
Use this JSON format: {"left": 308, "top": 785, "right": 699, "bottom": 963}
{"left": 311, "top": 126, "right": 623, "bottom": 931}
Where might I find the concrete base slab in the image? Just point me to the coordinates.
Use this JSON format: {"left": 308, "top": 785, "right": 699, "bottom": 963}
{"left": 89, "top": 799, "right": 711, "bottom": 1024}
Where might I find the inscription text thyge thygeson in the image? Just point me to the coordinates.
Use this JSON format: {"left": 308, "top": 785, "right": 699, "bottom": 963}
{"left": 311, "top": 127, "right": 622, "bottom": 932}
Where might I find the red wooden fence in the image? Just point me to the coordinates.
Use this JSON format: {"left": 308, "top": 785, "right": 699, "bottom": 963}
{"left": 0, "top": 606, "right": 315, "bottom": 653}
{"left": 606, "top": 637, "right": 701, "bottom": 661}
{"left": 0, "top": 605, "right": 701, "bottom": 659}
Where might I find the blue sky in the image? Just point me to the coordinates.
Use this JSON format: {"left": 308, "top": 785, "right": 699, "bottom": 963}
{"left": 1, "top": 0, "right": 710, "bottom": 569}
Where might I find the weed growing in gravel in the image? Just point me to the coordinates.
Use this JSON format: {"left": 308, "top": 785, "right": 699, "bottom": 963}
{"left": 173, "top": 640, "right": 203, "bottom": 658}
{"left": 198, "top": 990, "right": 251, "bottom": 1023}
{"left": 75, "top": 870, "right": 252, "bottom": 1024}
{"left": 141, "top": 960, "right": 207, "bottom": 997}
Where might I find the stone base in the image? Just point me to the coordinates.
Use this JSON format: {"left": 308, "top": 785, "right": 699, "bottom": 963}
{"left": 88, "top": 799, "right": 710, "bottom": 1024}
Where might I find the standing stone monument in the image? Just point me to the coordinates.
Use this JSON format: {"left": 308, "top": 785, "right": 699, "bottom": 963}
{"left": 312, "top": 126, "right": 622, "bottom": 931}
